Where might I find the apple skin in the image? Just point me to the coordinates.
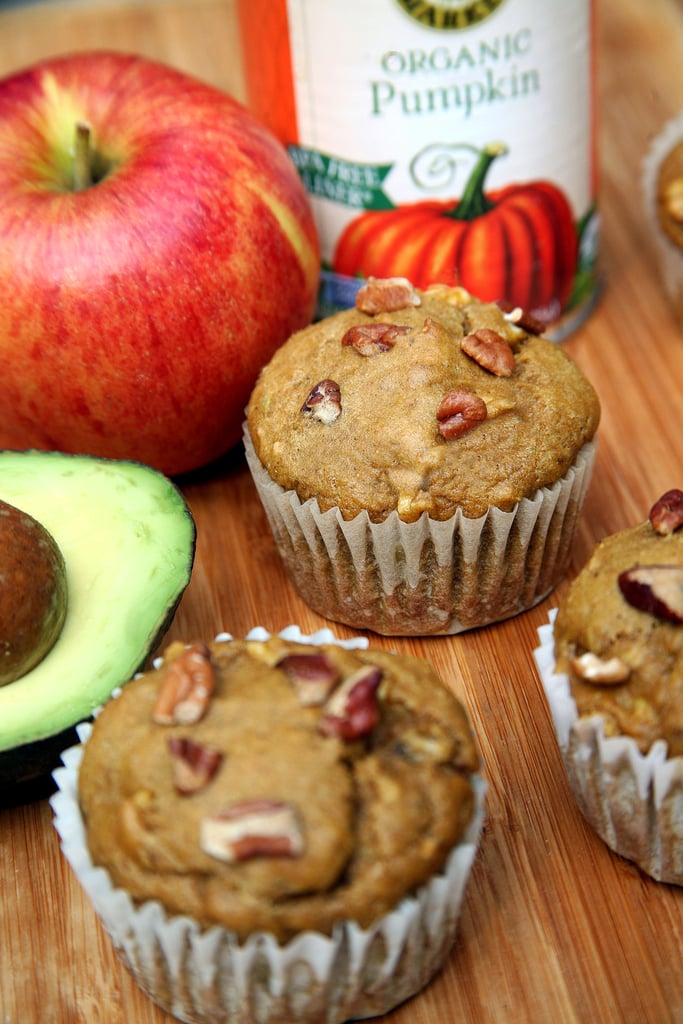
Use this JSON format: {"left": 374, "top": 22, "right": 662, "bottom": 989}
{"left": 0, "top": 51, "right": 320, "bottom": 475}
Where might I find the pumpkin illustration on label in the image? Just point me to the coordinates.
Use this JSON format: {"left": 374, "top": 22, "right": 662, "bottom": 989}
{"left": 333, "top": 143, "right": 579, "bottom": 327}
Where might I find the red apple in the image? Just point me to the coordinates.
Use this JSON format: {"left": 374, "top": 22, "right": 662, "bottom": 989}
{"left": 0, "top": 51, "right": 319, "bottom": 475}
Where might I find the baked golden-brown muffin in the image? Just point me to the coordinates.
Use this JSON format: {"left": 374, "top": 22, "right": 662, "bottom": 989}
{"left": 52, "top": 627, "right": 485, "bottom": 1024}
{"left": 535, "top": 489, "right": 683, "bottom": 884}
{"left": 245, "top": 277, "right": 600, "bottom": 635}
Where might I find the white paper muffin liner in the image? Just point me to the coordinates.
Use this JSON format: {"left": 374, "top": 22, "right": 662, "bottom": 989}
{"left": 50, "top": 625, "right": 486, "bottom": 1024}
{"left": 244, "top": 428, "right": 596, "bottom": 636}
{"left": 534, "top": 610, "right": 683, "bottom": 885}
{"left": 642, "top": 111, "right": 683, "bottom": 328}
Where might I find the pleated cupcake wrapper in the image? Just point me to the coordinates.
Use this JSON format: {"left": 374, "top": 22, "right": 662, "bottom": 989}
{"left": 642, "top": 111, "right": 683, "bottom": 328}
{"left": 50, "top": 625, "right": 486, "bottom": 1024}
{"left": 244, "top": 427, "right": 596, "bottom": 635}
{"left": 534, "top": 610, "right": 683, "bottom": 885}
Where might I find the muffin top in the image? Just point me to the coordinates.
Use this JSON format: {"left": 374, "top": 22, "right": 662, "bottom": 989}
{"left": 246, "top": 278, "right": 600, "bottom": 522}
{"left": 78, "top": 633, "right": 479, "bottom": 942}
{"left": 553, "top": 489, "right": 683, "bottom": 756}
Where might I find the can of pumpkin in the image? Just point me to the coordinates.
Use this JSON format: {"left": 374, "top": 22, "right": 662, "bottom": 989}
{"left": 237, "top": 0, "right": 600, "bottom": 339}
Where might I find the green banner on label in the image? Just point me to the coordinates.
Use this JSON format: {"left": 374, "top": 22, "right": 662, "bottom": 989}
{"left": 288, "top": 145, "right": 395, "bottom": 210}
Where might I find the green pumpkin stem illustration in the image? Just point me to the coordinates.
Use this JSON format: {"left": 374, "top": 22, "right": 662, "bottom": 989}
{"left": 451, "top": 142, "right": 508, "bottom": 221}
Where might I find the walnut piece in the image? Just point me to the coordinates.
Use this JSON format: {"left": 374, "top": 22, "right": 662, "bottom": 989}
{"left": 277, "top": 651, "right": 341, "bottom": 706}
{"left": 153, "top": 642, "right": 215, "bottom": 725}
{"left": 649, "top": 489, "right": 683, "bottom": 536}
{"left": 570, "top": 651, "right": 631, "bottom": 685}
{"left": 341, "top": 321, "right": 410, "bottom": 356}
{"left": 461, "top": 328, "right": 515, "bottom": 377}
{"left": 618, "top": 564, "right": 683, "bottom": 623}
{"left": 168, "top": 736, "right": 223, "bottom": 793}
{"left": 200, "top": 800, "right": 304, "bottom": 862}
{"left": 436, "top": 390, "right": 487, "bottom": 439}
{"left": 301, "top": 379, "right": 342, "bottom": 423}
{"left": 355, "top": 276, "right": 421, "bottom": 314}
{"left": 319, "top": 665, "right": 382, "bottom": 740}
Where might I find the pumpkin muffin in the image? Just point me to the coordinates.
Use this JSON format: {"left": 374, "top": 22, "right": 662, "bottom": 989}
{"left": 51, "top": 626, "right": 485, "bottom": 1024}
{"left": 534, "top": 489, "right": 683, "bottom": 884}
{"left": 245, "top": 277, "right": 600, "bottom": 635}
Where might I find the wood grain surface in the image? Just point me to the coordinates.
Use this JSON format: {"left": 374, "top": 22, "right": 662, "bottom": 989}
{"left": 1, "top": 1, "right": 683, "bottom": 1022}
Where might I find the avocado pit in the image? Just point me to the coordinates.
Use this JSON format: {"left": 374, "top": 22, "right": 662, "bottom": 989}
{"left": 0, "top": 499, "right": 67, "bottom": 686}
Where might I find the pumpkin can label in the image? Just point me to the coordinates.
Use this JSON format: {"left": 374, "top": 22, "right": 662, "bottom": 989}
{"left": 238, "top": 0, "right": 599, "bottom": 339}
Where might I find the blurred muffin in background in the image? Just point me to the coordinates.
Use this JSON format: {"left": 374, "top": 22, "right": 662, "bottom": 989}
{"left": 535, "top": 489, "right": 683, "bottom": 884}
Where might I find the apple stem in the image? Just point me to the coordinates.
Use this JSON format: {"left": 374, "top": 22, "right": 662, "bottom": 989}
{"left": 73, "top": 120, "right": 93, "bottom": 192}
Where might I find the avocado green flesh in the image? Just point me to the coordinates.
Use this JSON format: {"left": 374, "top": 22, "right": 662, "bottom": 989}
{"left": 0, "top": 451, "right": 196, "bottom": 754}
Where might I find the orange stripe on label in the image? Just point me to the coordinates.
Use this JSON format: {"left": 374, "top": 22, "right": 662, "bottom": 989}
{"left": 236, "top": 0, "right": 299, "bottom": 146}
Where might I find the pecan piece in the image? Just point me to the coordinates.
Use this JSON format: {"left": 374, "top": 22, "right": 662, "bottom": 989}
{"left": 436, "top": 390, "right": 487, "bottom": 439}
{"left": 570, "top": 651, "right": 631, "bottom": 685}
{"left": 461, "top": 328, "right": 515, "bottom": 377}
{"left": 301, "top": 379, "right": 342, "bottom": 423}
{"left": 168, "top": 736, "right": 223, "bottom": 794}
{"left": 277, "top": 651, "right": 341, "bottom": 705}
{"left": 618, "top": 565, "right": 683, "bottom": 623}
{"left": 200, "top": 799, "right": 304, "bottom": 862}
{"left": 497, "top": 300, "right": 545, "bottom": 335}
{"left": 153, "top": 642, "right": 215, "bottom": 725}
{"left": 649, "top": 489, "right": 683, "bottom": 536}
{"left": 319, "top": 665, "right": 382, "bottom": 741}
{"left": 341, "top": 321, "right": 410, "bottom": 356}
{"left": 355, "top": 276, "right": 421, "bottom": 314}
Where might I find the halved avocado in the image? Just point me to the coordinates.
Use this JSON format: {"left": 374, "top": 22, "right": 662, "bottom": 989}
{"left": 0, "top": 451, "right": 196, "bottom": 801}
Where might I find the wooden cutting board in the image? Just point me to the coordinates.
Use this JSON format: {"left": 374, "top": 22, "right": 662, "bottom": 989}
{"left": 1, "top": 1, "right": 683, "bottom": 1022}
